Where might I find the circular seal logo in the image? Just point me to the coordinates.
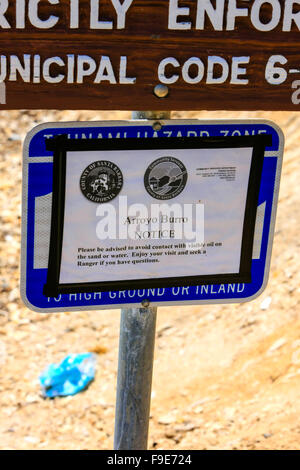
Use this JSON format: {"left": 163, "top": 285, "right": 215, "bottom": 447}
{"left": 80, "top": 161, "right": 123, "bottom": 203}
{"left": 144, "top": 156, "right": 187, "bottom": 200}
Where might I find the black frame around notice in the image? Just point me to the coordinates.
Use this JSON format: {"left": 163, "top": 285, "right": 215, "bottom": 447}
{"left": 43, "top": 134, "right": 271, "bottom": 297}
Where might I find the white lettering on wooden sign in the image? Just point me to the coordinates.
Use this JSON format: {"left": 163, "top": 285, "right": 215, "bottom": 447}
{"left": 0, "top": 0, "right": 299, "bottom": 31}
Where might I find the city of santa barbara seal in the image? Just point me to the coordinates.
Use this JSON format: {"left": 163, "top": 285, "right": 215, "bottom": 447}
{"left": 80, "top": 160, "right": 123, "bottom": 203}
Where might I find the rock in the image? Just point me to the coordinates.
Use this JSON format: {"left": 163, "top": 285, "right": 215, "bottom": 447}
{"left": 24, "top": 436, "right": 39, "bottom": 444}
{"left": 164, "top": 429, "right": 176, "bottom": 439}
{"left": 157, "top": 324, "right": 173, "bottom": 337}
{"left": 260, "top": 296, "right": 272, "bottom": 310}
{"left": 88, "top": 344, "right": 108, "bottom": 354}
{"left": 158, "top": 412, "right": 177, "bottom": 425}
{"left": 267, "top": 337, "right": 287, "bottom": 355}
{"left": 8, "top": 133, "right": 21, "bottom": 141}
{"left": 25, "top": 393, "right": 40, "bottom": 404}
{"left": 45, "top": 338, "right": 56, "bottom": 346}
{"left": 0, "top": 310, "right": 9, "bottom": 320}
{"left": 190, "top": 396, "right": 220, "bottom": 408}
{"left": 13, "top": 331, "right": 28, "bottom": 341}
{"left": 223, "top": 407, "right": 236, "bottom": 421}
{"left": 193, "top": 405, "right": 204, "bottom": 414}
{"left": 174, "top": 421, "right": 200, "bottom": 432}
{"left": 8, "top": 288, "right": 19, "bottom": 302}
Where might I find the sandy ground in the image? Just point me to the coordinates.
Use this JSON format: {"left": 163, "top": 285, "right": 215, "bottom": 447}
{"left": 0, "top": 109, "right": 300, "bottom": 450}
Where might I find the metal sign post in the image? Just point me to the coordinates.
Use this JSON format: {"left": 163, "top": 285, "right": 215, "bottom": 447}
{"left": 114, "top": 305, "right": 157, "bottom": 450}
{"left": 114, "top": 110, "right": 170, "bottom": 450}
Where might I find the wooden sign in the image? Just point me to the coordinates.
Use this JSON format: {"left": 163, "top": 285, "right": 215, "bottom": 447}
{"left": 1, "top": 0, "right": 300, "bottom": 110}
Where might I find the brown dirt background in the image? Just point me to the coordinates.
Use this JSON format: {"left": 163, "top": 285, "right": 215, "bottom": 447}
{"left": 0, "top": 109, "right": 300, "bottom": 450}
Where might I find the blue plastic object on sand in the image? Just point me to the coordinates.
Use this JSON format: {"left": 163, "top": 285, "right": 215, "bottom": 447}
{"left": 40, "top": 353, "right": 96, "bottom": 398}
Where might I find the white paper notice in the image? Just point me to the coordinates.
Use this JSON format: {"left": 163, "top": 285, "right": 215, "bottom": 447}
{"left": 59, "top": 147, "right": 253, "bottom": 284}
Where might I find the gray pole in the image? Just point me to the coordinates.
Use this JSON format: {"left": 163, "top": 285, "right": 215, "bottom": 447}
{"left": 114, "top": 110, "right": 171, "bottom": 450}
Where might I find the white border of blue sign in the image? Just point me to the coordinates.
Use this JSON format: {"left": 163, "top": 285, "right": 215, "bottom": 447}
{"left": 21, "top": 119, "right": 284, "bottom": 312}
